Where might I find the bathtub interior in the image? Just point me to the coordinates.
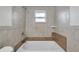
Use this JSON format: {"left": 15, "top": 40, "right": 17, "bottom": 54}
{"left": 17, "top": 41, "right": 65, "bottom": 52}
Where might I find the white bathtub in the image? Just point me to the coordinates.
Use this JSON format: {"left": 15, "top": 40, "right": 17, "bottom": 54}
{"left": 17, "top": 41, "right": 65, "bottom": 52}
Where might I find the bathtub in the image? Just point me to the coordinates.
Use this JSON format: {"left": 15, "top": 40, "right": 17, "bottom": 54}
{"left": 17, "top": 41, "right": 65, "bottom": 52}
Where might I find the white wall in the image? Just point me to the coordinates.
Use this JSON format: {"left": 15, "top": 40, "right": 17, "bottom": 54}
{"left": 55, "top": 6, "right": 71, "bottom": 52}
{"left": 0, "top": 6, "right": 26, "bottom": 48}
{"left": 55, "top": 6, "right": 69, "bottom": 36}
{"left": 56, "top": 6, "right": 79, "bottom": 52}
{"left": 25, "top": 6, "right": 56, "bottom": 37}
{"left": 68, "top": 6, "right": 79, "bottom": 51}
{"left": 70, "top": 7, "right": 79, "bottom": 26}
{"left": 0, "top": 7, "right": 12, "bottom": 26}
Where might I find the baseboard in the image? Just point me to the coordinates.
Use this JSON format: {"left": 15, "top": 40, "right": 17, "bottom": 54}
{"left": 25, "top": 37, "right": 54, "bottom": 41}
{"left": 14, "top": 37, "right": 27, "bottom": 51}
{"left": 52, "top": 32, "right": 67, "bottom": 51}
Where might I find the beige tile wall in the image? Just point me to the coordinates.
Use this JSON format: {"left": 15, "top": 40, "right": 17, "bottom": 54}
{"left": 25, "top": 6, "right": 56, "bottom": 37}
{"left": 0, "top": 6, "right": 26, "bottom": 48}
{"left": 55, "top": 6, "right": 79, "bottom": 52}
{"left": 55, "top": 6, "right": 70, "bottom": 51}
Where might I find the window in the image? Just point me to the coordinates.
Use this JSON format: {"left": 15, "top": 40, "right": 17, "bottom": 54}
{"left": 35, "top": 10, "right": 46, "bottom": 22}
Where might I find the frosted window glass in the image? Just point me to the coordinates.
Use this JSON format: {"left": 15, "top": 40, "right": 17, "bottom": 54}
{"left": 35, "top": 13, "right": 46, "bottom": 17}
{"left": 35, "top": 18, "right": 46, "bottom": 22}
